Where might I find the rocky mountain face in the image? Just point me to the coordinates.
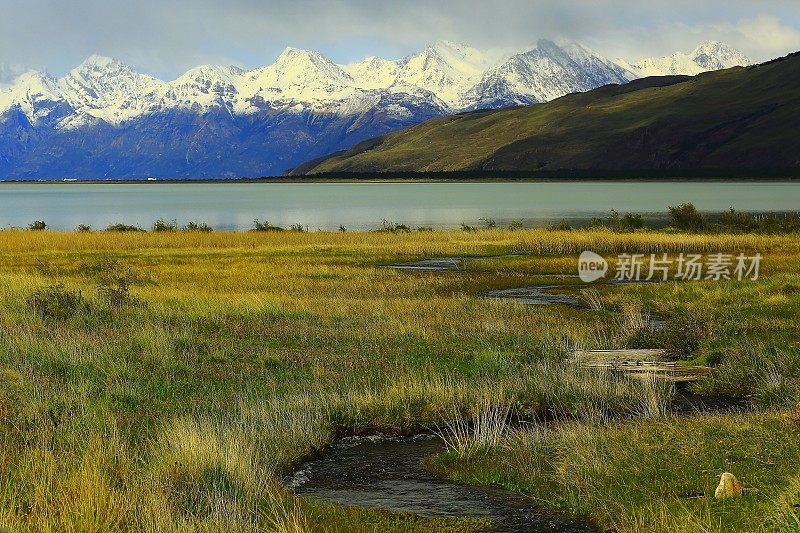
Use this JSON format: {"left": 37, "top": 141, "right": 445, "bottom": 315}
{"left": 0, "top": 40, "right": 751, "bottom": 179}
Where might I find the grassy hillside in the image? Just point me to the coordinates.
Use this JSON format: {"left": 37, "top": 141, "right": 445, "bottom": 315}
{"left": 295, "top": 53, "right": 800, "bottom": 175}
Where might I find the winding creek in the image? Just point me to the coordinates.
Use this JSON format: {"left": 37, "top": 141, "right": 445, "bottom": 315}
{"left": 289, "top": 434, "right": 596, "bottom": 533}
{"left": 286, "top": 255, "right": 738, "bottom": 531}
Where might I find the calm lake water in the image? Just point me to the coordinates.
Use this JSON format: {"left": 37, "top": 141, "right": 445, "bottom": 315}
{"left": 1, "top": 181, "right": 799, "bottom": 231}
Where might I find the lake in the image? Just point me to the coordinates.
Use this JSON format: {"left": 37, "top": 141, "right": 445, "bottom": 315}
{"left": 1, "top": 181, "right": 798, "bottom": 231}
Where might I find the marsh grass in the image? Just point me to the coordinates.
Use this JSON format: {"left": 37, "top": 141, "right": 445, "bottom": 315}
{"left": 580, "top": 287, "right": 605, "bottom": 310}
{"left": 0, "top": 228, "right": 796, "bottom": 531}
{"left": 437, "top": 412, "right": 800, "bottom": 533}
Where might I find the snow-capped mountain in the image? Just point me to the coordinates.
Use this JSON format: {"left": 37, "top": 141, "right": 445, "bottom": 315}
{"left": 0, "top": 40, "right": 753, "bottom": 179}
{"left": 59, "top": 55, "right": 167, "bottom": 124}
{"left": 463, "top": 39, "right": 635, "bottom": 109}
{"left": 342, "top": 56, "right": 399, "bottom": 90}
{"left": 0, "top": 71, "right": 69, "bottom": 125}
{"left": 618, "top": 41, "right": 751, "bottom": 77}
{"left": 238, "top": 47, "right": 359, "bottom": 110}
{"left": 161, "top": 65, "right": 243, "bottom": 112}
{"left": 392, "top": 41, "right": 506, "bottom": 108}
{"left": 690, "top": 41, "right": 751, "bottom": 71}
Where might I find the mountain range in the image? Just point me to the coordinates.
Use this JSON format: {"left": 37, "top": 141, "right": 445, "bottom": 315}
{"left": 0, "top": 40, "right": 751, "bottom": 179}
{"left": 297, "top": 52, "right": 800, "bottom": 176}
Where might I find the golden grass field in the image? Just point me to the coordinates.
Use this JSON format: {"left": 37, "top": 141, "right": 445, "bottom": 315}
{"left": 0, "top": 228, "right": 798, "bottom": 532}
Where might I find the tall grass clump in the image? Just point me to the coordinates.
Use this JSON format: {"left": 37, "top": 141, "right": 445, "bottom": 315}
{"left": 631, "top": 376, "right": 675, "bottom": 418}
{"left": 144, "top": 416, "right": 271, "bottom": 530}
{"left": 698, "top": 343, "right": 800, "bottom": 408}
{"left": 265, "top": 493, "right": 311, "bottom": 533}
{"left": 580, "top": 287, "right": 606, "bottom": 311}
{"left": 625, "top": 308, "right": 712, "bottom": 360}
{"left": 436, "top": 400, "right": 513, "bottom": 458}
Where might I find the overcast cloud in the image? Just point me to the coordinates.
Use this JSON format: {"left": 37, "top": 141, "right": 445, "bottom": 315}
{"left": 1, "top": 0, "right": 799, "bottom": 79}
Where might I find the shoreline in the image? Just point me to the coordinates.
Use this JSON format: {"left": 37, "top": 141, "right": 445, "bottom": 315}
{"left": 2, "top": 176, "right": 800, "bottom": 185}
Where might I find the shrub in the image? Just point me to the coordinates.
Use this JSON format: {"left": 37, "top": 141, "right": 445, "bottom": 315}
{"left": 338, "top": 225, "right": 346, "bottom": 232}
{"left": 28, "top": 220, "right": 47, "bottom": 231}
{"left": 252, "top": 219, "right": 284, "bottom": 232}
{"left": 98, "top": 278, "right": 144, "bottom": 309}
{"left": 668, "top": 203, "right": 705, "bottom": 231}
{"left": 507, "top": 219, "right": 524, "bottom": 231}
{"left": 752, "top": 212, "right": 800, "bottom": 234}
{"left": 479, "top": 217, "right": 496, "bottom": 230}
{"left": 619, "top": 212, "right": 644, "bottom": 230}
{"left": 183, "top": 221, "right": 213, "bottom": 232}
{"left": 289, "top": 223, "right": 307, "bottom": 232}
{"left": 27, "top": 283, "right": 87, "bottom": 320}
{"left": 377, "top": 219, "right": 411, "bottom": 233}
{"left": 718, "top": 207, "right": 757, "bottom": 233}
{"left": 106, "top": 223, "right": 145, "bottom": 232}
{"left": 76, "top": 224, "right": 92, "bottom": 232}
{"left": 627, "top": 311, "right": 712, "bottom": 360}
{"left": 152, "top": 218, "right": 178, "bottom": 232}
{"left": 548, "top": 219, "right": 573, "bottom": 231}
{"left": 591, "top": 210, "right": 644, "bottom": 232}
{"left": 460, "top": 222, "right": 477, "bottom": 232}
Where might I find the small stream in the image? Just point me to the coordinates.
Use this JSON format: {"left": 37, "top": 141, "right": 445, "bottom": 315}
{"left": 289, "top": 434, "right": 597, "bottom": 533}
{"left": 286, "top": 256, "right": 736, "bottom": 530}
{"left": 481, "top": 285, "right": 584, "bottom": 308}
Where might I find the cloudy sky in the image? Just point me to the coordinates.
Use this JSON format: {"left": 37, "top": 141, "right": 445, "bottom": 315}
{"left": 2, "top": 0, "right": 800, "bottom": 79}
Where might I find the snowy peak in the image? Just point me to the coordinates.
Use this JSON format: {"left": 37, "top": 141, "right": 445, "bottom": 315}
{"left": 164, "top": 65, "right": 243, "bottom": 111}
{"left": 463, "top": 39, "right": 634, "bottom": 109}
{"left": 76, "top": 54, "right": 123, "bottom": 71}
{"left": 238, "top": 47, "right": 357, "bottom": 106}
{"left": 175, "top": 64, "right": 244, "bottom": 82}
{"left": 270, "top": 47, "right": 353, "bottom": 85}
{"left": 622, "top": 41, "right": 751, "bottom": 77}
{"left": 343, "top": 56, "right": 399, "bottom": 90}
{"left": 0, "top": 70, "right": 69, "bottom": 124}
{"left": 59, "top": 54, "right": 167, "bottom": 123}
{"left": 395, "top": 40, "right": 498, "bottom": 108}
{"left": 628, "top": 52, "right": 706, "bottom": 77}
{"left": 556, "top": 40, "right": 638, "bottom": 81}
{"left": 690, "top": 41, "right": 751, "bottom": 71}
{"left": 425, "top": 41, "right": 495, "bottom": 75}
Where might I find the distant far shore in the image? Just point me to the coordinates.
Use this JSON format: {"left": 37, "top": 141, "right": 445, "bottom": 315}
{"left": 2, "top": 169, "right": 800, "bottom": 184}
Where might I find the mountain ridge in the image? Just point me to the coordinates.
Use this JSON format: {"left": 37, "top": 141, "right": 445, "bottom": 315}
{"left": 0, "top": 40, "right": 753, "bottom": 179}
